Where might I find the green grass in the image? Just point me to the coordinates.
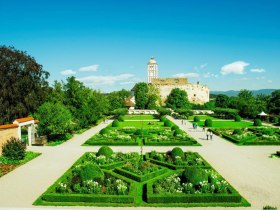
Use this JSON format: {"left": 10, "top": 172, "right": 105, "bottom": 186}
{"left": 117, "top": 121, "right": 164, "bottom": 128}
{"left": 197, "top": 120, "right": 253, "bottom": 128}
{"left": 188, "top": 115, "right": 219, "bottom": 121}
{"left": 123, "top": 115, "right": 157, "bottom": 121}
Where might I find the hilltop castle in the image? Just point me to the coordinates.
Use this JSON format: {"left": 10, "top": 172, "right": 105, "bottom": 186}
{"left": 147, "top": 57, "right": 209, "bottom": 104}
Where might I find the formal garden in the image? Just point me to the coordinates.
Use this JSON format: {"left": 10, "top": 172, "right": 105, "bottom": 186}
{"left": 84, "top": 115, "right": 200, "bottom": 146}
{"left": 34, "top": 146, "right": 249, "bottom": 207}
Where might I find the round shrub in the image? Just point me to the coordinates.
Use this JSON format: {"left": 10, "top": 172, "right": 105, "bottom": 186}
{"left": 253, "top": 119, "right": 262, "bottom": 126}
{"left": 171, "top": 147, "right": 184, "bottom": 160}
{"left": 233, "top": 129, "right": 242, "bottom": 135}
{"left": 80, "top": 164, "right": 104, "bottom": 182}
{"left": 164, "top": 120, "right": 173, "bottom": 127}
{"left": 160, "top": 116, "right": 167, "bottom": 122}
{"left": 171, "top": 125, "right": 179, "bottom": 131}
{"left": 272, "top": 117, "right": 279, "bottom": 124}
{"left": 134, "top": 129, "right": 149, "bottom": 136}
{"left": 112, "top": 119, "right": 120, "bottom": 127}
{"left": 173, "top": 129, "right": 183, "bottom": 137}
{"left": 193, "top": 116, "right": 200, "bottom": 122}
{"left": 97, "top": 146, "right": 113, "bottom": 157}
{"left": 235, "top": 115, "right": 241, "bottom": 122}
{"left": 204, "top": 119, "right": 213, "bottom": 127}
{"left": 183, "top": 167, "right": 208, "bottom": 186}
{"left": 117, "top": 115, "right": 125, "bottom": 122}
{"left": 99, "top": 128, "right": 110, "bottom": 135}
{"left": 2, "top": 137, "right": 26, "bottom": 161}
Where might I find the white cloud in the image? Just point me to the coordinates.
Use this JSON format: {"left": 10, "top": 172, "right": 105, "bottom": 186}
{"left": 77, "top": 74, "right": 135, "bottom": 86}
{"left": 79, "top": 64, "right": 99, "bottom": 72}
{"left": 200, "top": 63, "right": 208, "bottom": 69}
{"left": 203, "top": 72, "right": 219, "bottom": 78}
{"left": 60, "top": 69, "right": 76, "bottom": 76}
{"left": 220, "top": 61, "right": 249, "bottom": 75}
{"left": 250, "top": 68, "right": 266, "bottom": 73}
{"left": 173, "top": 73, "right": 200, "bottom": 78}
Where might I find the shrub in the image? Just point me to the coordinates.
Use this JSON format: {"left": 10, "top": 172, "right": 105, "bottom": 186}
{"left": 234, "top": 115, "right": 241, "bottom": 122}
{"left": 97, "top": 146, "right": 113, "bottom": 157}
{"left": 272, "top": 117, "right": 279, "bottom": 124}
{"left": 204, "top": 119, "right": 213, "bottom": 127}
{"left": 173, "top": 129, "right": 183, "bottom": 137}
{"left": 164, "top": 120, "right": 173, "bottom": 127}
{"left": 160, "top": 116, "right": 167, "bottom": 122}
{"left": 193, "top": 116, "right": 200, "bottom": 122}
{"left": 99, "top": 128, "right": 110, "bottom": 135}
{"left": 80, "top": 164, "right": 104, "bottom": 182}
{"left": 112, "top": 120, "right": 120, "bottom": 127}
{"left": 233, "top": 129, "right": 242, "bottom": 135}
{"left": 263, "top": 205, "right": 277, "bottom": 210}
{"left": 183, "top": 167, "right": 208, "bottom": 186}
{"left": 2, "top": 137, "right": 26, "bottom": 161}
{"left": 253, "top": 119, "right": 262, "bottom": 126}
{"left": 118, "top": 115, "right": 125, "bottom": 122}
{"left": 134, "top": 129, "right": 149, "bottom": 136}
{"left": 171, "top": 125, "right": 179, "bottom": 131}
{"left": 171, "top": 147, "right": 184, "bottom": 160}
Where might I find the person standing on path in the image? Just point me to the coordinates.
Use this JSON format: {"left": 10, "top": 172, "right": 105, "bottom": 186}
{"left": 206, "top": 130, "right": 210, "bottom": 140}
{"left": 210, "top": 131, "right": 213, "bottom": 140}
{"left": 202, "top": 125, "right": 205, "bottom": 132}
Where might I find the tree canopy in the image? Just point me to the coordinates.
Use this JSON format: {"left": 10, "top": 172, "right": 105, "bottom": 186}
{"left": 165, "top": 88, "right": 190, "bottom": 109}
{"left": 134, "top": 82, "right": 149, "bottom": 109}
{"left": 0, "top": 46, "right": 50, "bottom": 124}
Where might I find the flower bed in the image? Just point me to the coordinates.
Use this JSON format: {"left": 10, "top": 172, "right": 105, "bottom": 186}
{"left": 146, "top": 151, "right": 210, "bottom": 170}
{"left": 211, "top": 128, "right": 280, "bottom": 145}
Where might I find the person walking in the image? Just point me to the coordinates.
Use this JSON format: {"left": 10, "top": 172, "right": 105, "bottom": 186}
{"left": 210, "top": 131, "right": 213, "bottom": 140}
{"left": 206, "top": 130, "right": 210, "bottom": 140}
{"left": 202, "top": 125, "right": 205, "bottom": 132}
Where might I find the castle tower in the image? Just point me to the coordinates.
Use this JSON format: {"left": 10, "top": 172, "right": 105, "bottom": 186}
{"left": 147, "top": 57, "right": 158, "bottom": 83}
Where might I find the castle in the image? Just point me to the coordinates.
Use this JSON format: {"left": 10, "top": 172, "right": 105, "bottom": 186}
{"left": 147, "top": 57, "right": 209, "bottom": 104}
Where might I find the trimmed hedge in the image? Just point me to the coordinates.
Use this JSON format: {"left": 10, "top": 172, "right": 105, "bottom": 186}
{"left": 171, "top": 147, "right": 184, "bottom": 160}
{"left": 97, "top": 146, "right": 113, "bottom": 157}
{"left": 253, "top": 119, "right": 262, "bottom": 126}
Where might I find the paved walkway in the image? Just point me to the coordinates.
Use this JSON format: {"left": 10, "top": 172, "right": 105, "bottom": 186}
{"left": 0, "top": 118, "right": 279, "bottom": 210}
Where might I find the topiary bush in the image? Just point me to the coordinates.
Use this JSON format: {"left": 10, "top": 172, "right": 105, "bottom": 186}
{"left": 272, "top": 117, "right": 279, "bottom": 124}
{"left": 164, "top": 120, "right": 173, "bottom": 127}
{"left": 183, "top": 167, "right": 208, "bottom": 186}
{"left": 233, "top": 129, "right": 242, "bottom": 135}
{"left": 171, "top": 125, "right": 179, "bottom": 131}
{"left": 173, "top": 129, "right": 183, "bottom": 137}
{"left": 193, "top": 116, "right": 200, "bottom": 122}
{"left": 253, "top": 119, "right": 262, "bottom": 126}
{"left": 234, "top": 115, "right": 241, "bottom": 122}
{"left": 97, "top": 146, "right": 113, "bottom": 157}
{"left": 117, "top": 115, "right": 125, "bottom": 122}
{"left": 99, "top": 128, "right": 110, "bottom": 135}
{"left": 80, "top": 164, "right": 104, "bottom": 182}
{"left": 134, "top": 129, "right": 149, "bottom": 136}
{"left": 112, "top": 119, "right": 120, "bottom": 127}
{"left": 171, "top": 147, "right": 184, "bottom": 160}
{"left": 160, "top": 116, "right": 167, "bottom": 122}
{"left": 204, "top": 119, "right": 213, "bottom": 127}
{"left": 2, "top": 137, "right": 26, "bottom": 161}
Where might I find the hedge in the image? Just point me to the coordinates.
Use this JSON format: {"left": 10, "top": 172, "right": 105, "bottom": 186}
{"left": 84, "top": 141, "right": 139, "bottom": 146}
{"left": 114, "top": 167, "right": 169, "bottom": 182}
{"left": 221, "top": 134, "right": 280, "bottom": 146}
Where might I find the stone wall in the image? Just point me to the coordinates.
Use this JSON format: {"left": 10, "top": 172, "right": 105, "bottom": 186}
{"left": 152, "top": 78, "right": 188, "bottom": 85}
{"left": 155, "top": 83, "right": 209, "bottom": 105}
{"left": 0, "top": 127, "right": 19, "bottom": 154}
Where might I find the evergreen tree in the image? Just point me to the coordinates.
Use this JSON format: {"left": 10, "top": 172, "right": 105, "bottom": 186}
{"left": 165, "top": 88, "right": 190, "bottom": 109}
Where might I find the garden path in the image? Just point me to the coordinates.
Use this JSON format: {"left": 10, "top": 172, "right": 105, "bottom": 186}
{"left": 0, "top": 117, "right": 279, "bottom": 210}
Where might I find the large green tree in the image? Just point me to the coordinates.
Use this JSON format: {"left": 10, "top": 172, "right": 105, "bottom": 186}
{"left": 215, "top": 94, "right": 230, "bottom": 108}
{"left": 269, "top": 90, "right": 280, "bottom": 114}
{"left": 107, "top": 89, "right": 131, "bottom": 111}
{"left": 0, "top": 46, "right": 50, "bottom": 124}
{"left": 35, "top": 102, "right": 72, "bottom": 136}
{"left": 134, "top": 82, "right": 149, "bottom": 109}
{"left": 165, "top": 88, "right": 190, "bottom": 109}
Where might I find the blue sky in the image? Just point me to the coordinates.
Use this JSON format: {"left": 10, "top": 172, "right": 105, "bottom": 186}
{"left": 1, "top": 0, "right": 280, "bottom": 92}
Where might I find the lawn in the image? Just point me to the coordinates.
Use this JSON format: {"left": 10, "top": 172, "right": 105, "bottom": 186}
{"left": 118, "top": 121, "right": 164, "bottom": 128}
{"left": 34, "top": 149, "right": 249, "bottom": 207}
{"left": 197, "top": 120, "right": 253, "bottom": 128}
{"left": 123, "top": 115, "right": 157, "bottom": 121}
{"left": 0, "top": 151, "right": 41, "bottom": 177}
{"left": 188, "top": 115, "right": 219, "bottom": 121}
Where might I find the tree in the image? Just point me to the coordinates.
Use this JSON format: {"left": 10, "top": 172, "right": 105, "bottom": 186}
{"left": 134, "top": 82, "right": 149, "bottom": 109}
{"left": 165, "top": 88, "right": 190, "bottom": 109}
{"left": 35, "top": 102, "right": 72, "bottom": 136}
{"left": 215, "top": 94, "right": 230, "bottom": 108}
{"left": 147, "top": 84, "right": 160, "bottom": 109}
{"left": 107, "top": 89, "right": 131, "bottom": 111}
{"left": 0, "top": 46, "right": 50, "bottom": 124}
{"left": 237, "top": 89, "right": 258, "bottom": 118}
{"left": 269, "top": 90, "right": 280, "bottom": 114}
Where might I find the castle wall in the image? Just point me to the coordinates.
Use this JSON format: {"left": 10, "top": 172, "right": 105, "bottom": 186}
{"left": 155, "top": 83, "right": 209, "bottom": 105}
{"left": 152, "top": 78, "right": 188, "bottom": 85}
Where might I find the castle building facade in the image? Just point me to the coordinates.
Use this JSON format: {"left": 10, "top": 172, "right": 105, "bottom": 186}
{"left": 147, "top": 57, "right": 209, "bottom": 104}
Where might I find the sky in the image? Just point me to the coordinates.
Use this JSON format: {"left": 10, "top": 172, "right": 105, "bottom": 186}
{"left": 1, "top": 0, "right": 280, "bottom": 92}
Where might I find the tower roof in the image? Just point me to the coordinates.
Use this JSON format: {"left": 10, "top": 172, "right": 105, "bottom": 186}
{"left": 148, "top": 57, "right": 157, "bottom": 64}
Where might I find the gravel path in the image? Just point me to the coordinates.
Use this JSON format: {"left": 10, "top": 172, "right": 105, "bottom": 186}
{"left": 0, "top": 118, "right": 279, "bottom": 210}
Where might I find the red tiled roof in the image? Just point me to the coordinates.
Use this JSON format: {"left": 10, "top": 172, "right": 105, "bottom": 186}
{"left": 14, "top": 117, "right": 34, "bottom": 123}
{"left": 0, "top": 124, "right": 19, "bottom": 129}
{"left": 34, "top": 120, "right": 40, "bottom": 124}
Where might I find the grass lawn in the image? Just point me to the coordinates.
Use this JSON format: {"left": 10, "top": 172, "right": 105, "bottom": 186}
{"left": 188, "top": 115, "right": 220, "bottom": 121}
{"left": 0, "top": 151, "right": 41, "bottom": 177}
{"left": 117, "top": 121, "right": 164, "bottom": 128}
{"left": 123, "top": 115, "right": 157, "bottom": 121}
{"left": 197, "top": 120, "right": 253, "bottom": 128}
